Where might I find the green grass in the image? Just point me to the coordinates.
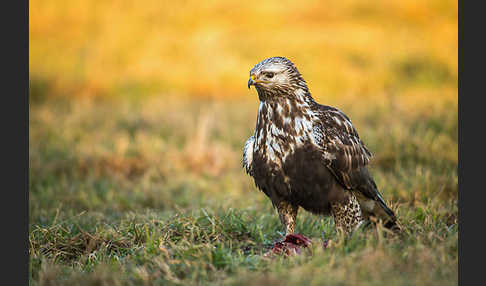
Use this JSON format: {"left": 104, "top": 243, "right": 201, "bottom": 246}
{"left": 29, "top": 94, "right": 457, "bottom": 285}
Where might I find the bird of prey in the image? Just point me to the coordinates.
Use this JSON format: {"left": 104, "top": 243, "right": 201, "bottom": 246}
{"left": 243, "top": 56, "right": 398, "bottom": 235}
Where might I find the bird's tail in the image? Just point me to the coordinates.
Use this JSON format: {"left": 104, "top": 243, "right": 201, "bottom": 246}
{"left": 374, "top": 195, "right": 400, "bottom": 231}
{"left": 355, "top": 190, "right": 400, "bottom": 232}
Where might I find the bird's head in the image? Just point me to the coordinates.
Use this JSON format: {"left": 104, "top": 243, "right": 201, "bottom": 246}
{"left": 248, "top": 56, "right": 309, "bottom": 101}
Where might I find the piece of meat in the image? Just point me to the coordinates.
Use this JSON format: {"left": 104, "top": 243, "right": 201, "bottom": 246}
{"left": 270, "top": 234, "right": 312, "bottom": 256}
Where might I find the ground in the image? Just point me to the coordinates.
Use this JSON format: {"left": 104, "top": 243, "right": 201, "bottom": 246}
{"left": 29, "top": 94, "right": 457, "bottom": 285}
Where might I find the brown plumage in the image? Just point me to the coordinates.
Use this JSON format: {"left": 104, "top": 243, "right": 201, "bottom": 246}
{"left": 243, "top": 57, "right": 398, "bottom": 235}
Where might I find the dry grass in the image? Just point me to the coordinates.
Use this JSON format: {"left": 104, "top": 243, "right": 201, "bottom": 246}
{"left": 29, "top": 94, "right": 457, "bottom": 285}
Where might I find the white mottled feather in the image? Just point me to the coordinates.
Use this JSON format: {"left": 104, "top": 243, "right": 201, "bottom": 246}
{"left": 243, "top": 136, "right": 255, "bottom": 175}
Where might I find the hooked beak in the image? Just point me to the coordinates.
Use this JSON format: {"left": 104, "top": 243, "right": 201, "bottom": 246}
{"left": 248, "top": 74, "right": 256, "bottom": 89}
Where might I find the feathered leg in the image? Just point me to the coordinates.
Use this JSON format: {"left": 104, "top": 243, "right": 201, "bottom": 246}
{"left": 276, "top": 201, "right": 299, "bottom": 235}
{"left": 330, "top": 191, "right": 364, "bottom": 235}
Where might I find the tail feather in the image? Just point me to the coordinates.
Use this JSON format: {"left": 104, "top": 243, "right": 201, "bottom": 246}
{"left": 375, "top": 192, "right": 397, "bottom": 221}
{"left": 355, "top": 188, "right": 400, "bottom": 231}
{"left": 375, "top": 198, "right": 400, "bottom": 231}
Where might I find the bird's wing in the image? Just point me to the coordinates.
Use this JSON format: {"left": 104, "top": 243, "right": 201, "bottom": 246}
{"left": 314, "top": 105, "right": 398, "bottom": 225}
{"left": 314, "top": 105, "right": 372, "bottom": 190}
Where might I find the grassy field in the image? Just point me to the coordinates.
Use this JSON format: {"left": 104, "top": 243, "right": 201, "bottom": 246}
{"left": 29, "top": 94, "right": 457, "bottom": 285}
{"left": 29, "top": 0, "right": 457, "bottom": 285}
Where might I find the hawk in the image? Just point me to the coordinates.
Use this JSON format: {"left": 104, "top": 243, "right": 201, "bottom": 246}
{"left": 243, "top": 56, "right": 398, "bottom": 235}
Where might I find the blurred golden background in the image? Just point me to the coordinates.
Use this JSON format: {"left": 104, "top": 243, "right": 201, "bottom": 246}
{"left": 30, "top": 0, "right": 457, "bottom": 104}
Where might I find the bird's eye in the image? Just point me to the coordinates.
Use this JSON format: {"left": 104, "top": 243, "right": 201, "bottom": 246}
{"left": 265, "top": 72, "right": 275, "bottom": 78}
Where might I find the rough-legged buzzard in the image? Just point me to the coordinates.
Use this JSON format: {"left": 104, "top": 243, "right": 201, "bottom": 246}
{"left": 243, "top": 56, "right": 398, "bottom": 235}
